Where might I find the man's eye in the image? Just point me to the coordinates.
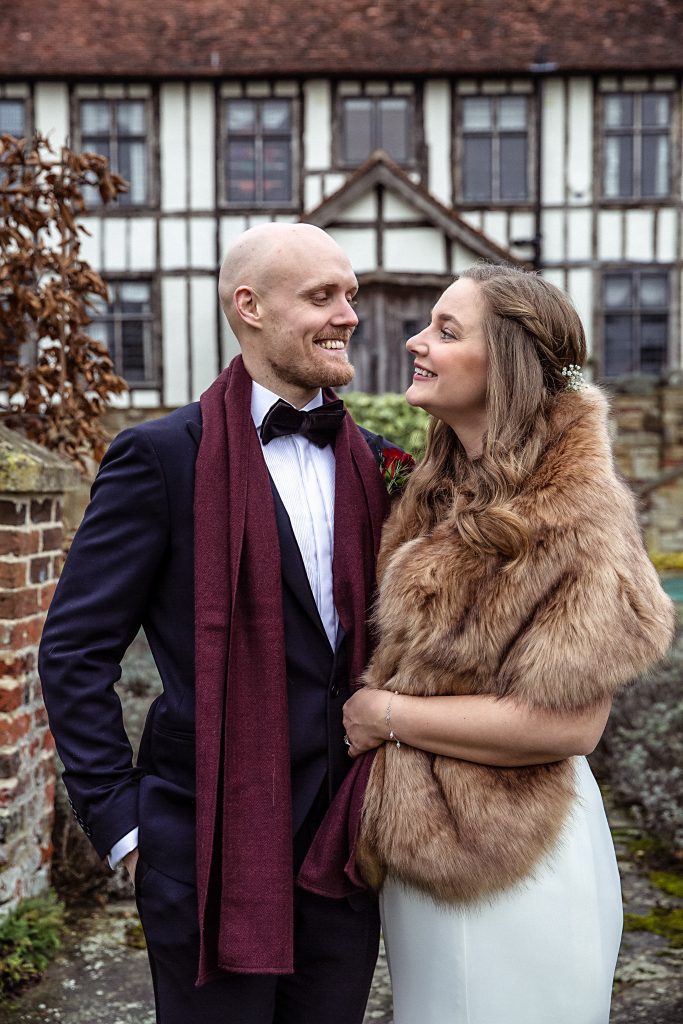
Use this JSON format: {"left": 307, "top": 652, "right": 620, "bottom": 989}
{"left": 311, "top": 293, "right": 328, "bottom": 304}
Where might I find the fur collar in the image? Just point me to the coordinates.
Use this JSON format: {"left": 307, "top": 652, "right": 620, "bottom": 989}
{"left": 358, "top": 386, "right": 674, "bottom": 903}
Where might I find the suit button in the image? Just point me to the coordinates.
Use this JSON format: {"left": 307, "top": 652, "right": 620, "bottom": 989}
{"left": 330, "top": 684, "right": 340, "bottom": 698}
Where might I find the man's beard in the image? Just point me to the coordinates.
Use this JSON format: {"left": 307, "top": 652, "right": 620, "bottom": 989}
{"left": 268, "top": 351, "right": 355, "bottom": 391}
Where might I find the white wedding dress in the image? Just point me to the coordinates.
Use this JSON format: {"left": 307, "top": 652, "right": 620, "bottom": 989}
{"left": 380, "top": 757, "right": 623, "bottom": 1024}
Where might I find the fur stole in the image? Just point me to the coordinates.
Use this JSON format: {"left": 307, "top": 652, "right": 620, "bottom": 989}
{"left": 357, "top": 386, "right": 675, "bottom": 904}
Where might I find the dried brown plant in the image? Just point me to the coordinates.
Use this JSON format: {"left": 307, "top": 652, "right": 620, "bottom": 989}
{"left": 0, "top": 133, "right": 128, "bottom": 469}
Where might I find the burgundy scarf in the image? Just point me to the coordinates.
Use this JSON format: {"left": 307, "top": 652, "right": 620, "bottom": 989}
{"left": 193, "top": 356, "right": 389, "bottom": 983}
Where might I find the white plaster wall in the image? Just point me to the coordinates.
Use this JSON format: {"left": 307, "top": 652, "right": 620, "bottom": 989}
{"left": 161, "top": 218, "right": 188, "bottom": 270}
{"left": 424, "top": 80, "right": 451, "bottom": 205}
{"left": 383, "top": 192, "right": 422, "bottom": 221}
{"left": 567, "top": 268, "right": 593, "bottom": 353}
{"left": 128, "top": 218, "right": 156, "bottom": 271}
{"left": 131, "top": 390, "right": 161, "bottom": 408}
{"left": 189, "top": 217, "right": 216, "bottom": 270}
{"left": 162, "top": 276, "right": 189, "bottom": 406}
{"left": 656, "top": 208, "right": 677, "bottom": 263}
{"left": 303, "top": 81, "right": 332, "bottom": 171}
{"left": 342, "top": 193, "right": 378, "bottom": 220}
{"left": 567, "top": 208, "right": 592, "bottom": 262}
{"left": 566, "top": 78, "right": 593, "bottom": 203}
{"left": 541, "top": 79, "right": 565, "bottom": 205}
{"left": 79, "top": 218, "right": 102, "bottom": 269}
{"left": 220, "top": 216, "right": 249, "bottom": 255}
{"left": 304, "top": 175, "right": 324, "bottom": 212}
{"left": 542, "top": 210, "right": 565, "bottom": 263}
{"left": 625, "top": 209, "right": 654, "bottom": 262}
{"left": 160, "top": 84, "right": 188, "bottom": 211}
{"left": 384, "top": 227, "right": 445, "bottom": 273}
{"left": 481, "top": 211, "right": 508, "bottom": 250}
{"left": 598, "top": 210, "right": 623, "bottom": 261}
{"left": 189, "top": 84, "right": 215, "bottom": 210}
{"left": 327, "top": 228, "right": 376, "bottom": 273}
{"left": 190, "top": 276, "right": 218, "bottom": 397}
{"left": 452, "top": 242, "right": 484, "bottom": 272}
{"left": 102, "top": 219, "right": 127, "bottom": 272}
{"left": 34, "top": 83, "right": 69, "bottom": 146}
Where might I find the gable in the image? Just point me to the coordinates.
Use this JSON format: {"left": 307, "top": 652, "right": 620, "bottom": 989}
{"left": 304, "top": 152, "right": 524, "bottom": 278}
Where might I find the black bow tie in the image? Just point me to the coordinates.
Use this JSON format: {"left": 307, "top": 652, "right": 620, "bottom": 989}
{"left": 260, "top": 398, "right": 346, "bottom": 448}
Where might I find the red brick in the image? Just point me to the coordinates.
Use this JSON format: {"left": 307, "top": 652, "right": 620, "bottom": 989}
{"left": 0, "top": 500, "right": 27, "bottom": 526}
{"left": 0, "top": 780, "right": 18, "bottom": 807}
{"left": 29, "top": 557, "right": 50, "bottom": 584}
{"left": 0, "top": 589, "right": 39, "bottom": 619}
{"left": 54, "top": 501, "right": 63, "bottom": 521}
{"left": 40, "top": 840, "right": 54, "bottom": 865}
{"left": 0, "top": 651, "right": 34, "bottom": 678}
{"left": 39, "top": 582, "right": 58, "bottom": 612}
{"left": 0, "top": 529, "right": 40, "bottom": 557}
{"left": 0, "top": 560, "right": 27, "bottom": 588}
{"left": 40, "top": 526, "right": 63, "bottom": 552}
{"left": 0, "top": 747, "right": 21, "bottom": 778}
{"left": 0, "top": 681, "right": 24, "bottom": 714}
{"left": 5, "top": 617, "right": 43, "bottom": 650}
{"left": 30, "top": 499, "right": 53, "bottom": 523}
{"left": 0, "top": 711, "right": 32, "bottom": 746}
{"left": 42, "top": 730, "right": 55, "bottom": 753}
{"left": 33, "top": 704, "right": 49, "bottom": 728}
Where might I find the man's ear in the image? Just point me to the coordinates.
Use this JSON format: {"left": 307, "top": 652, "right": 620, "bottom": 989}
{"left": 233, "top": 286, "right": 262, "bottom": 329}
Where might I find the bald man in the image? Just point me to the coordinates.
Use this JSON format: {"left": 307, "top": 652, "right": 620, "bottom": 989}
{"left": 39, "top": 224, "right": 404, "bottom": 1024}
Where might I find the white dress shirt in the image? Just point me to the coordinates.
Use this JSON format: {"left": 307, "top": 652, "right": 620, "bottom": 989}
{"left": 109, "top": 380, "right": 339, "bottom": 869}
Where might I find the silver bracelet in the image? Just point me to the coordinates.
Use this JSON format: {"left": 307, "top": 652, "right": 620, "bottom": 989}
{"left": 384, "top": 691, "right": 401, "bottom": 749}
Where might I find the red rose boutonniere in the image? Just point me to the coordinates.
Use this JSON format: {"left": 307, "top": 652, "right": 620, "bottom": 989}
{"left": 379, "top": 446, "right": 415, "bottom": 496}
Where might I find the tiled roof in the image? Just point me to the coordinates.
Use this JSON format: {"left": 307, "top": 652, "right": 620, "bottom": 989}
{"left": 2, "top": 1, "right": 682, "bottom": 78}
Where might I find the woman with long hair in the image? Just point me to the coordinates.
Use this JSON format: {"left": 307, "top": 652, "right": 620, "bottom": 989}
{"left": 340, "top": 265, "right": 674, "bottom": 1023}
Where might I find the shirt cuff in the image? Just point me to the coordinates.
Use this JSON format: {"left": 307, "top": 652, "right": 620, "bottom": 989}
{"left": 108, "top": 828, "right": 139, "bottom": 869}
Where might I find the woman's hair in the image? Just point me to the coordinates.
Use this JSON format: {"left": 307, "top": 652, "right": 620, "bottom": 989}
{"left": 382, "top": 263, "right": 587, "bottom": 572}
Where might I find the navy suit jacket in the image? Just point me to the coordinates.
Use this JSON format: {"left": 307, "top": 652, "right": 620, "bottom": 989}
{"left": 39, "top": 400, "right": 386, "bottom": 884}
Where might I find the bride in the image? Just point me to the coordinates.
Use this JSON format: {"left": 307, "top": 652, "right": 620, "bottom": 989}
{"left": 341, "top": 265, "right": 674, "bottom": 1023}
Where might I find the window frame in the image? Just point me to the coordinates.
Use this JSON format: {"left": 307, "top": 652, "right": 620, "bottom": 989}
{"left": 456, "top": 91, "right": 535, "bottom": 207}
{"left": 599, "top": 90, "right": 674, "bottom": 203}
{"left": 88, "top": 276, "right": 160, "bottom": 388}
{"left": 219, "top": 95, "right": 299, "bottom": 210}
{"left": 600, "top": 266, "right": 671, "bottom": 378}
{"left": 0, "top": 97, "right": 29, "bottom": 138}
{"left": 336, "top": 93, "right": 416, "bottom": 170}
{"left": 75, "top": 95, "right": 154, "bottom": 210}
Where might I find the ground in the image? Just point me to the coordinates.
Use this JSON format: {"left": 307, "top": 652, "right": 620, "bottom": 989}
{"left": 0, "top": 801, "right": 681, "bottom": 1024}
{"left": 1, "top": 636, "right": 680, "bottom": 1022}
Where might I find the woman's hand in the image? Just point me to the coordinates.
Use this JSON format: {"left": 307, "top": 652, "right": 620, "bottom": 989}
{"left": 343, "top": 687, "right": 390, "bottom": 757}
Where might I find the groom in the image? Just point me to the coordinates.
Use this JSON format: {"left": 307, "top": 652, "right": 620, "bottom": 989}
{"left": 39, "top": 223, "right": 398, "bottom": 1023}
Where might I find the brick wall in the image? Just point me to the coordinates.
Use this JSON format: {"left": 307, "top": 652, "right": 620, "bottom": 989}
{"left": 0, "top": 427, "right": 77, "bottom": 916}
{"left": 610, "top": 377, "right": 683, "bottom": 554}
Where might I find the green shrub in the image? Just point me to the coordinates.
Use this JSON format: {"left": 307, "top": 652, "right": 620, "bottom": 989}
{"left": 0, "top": 890, "right": 64, "bottom": 998}
{"left": 344, "top": 392, "right": 429, "bottom": 457}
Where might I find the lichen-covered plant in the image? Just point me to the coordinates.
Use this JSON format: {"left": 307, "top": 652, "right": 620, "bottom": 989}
{"left": 0, "top": 133, "right": 128, "bottom": 469}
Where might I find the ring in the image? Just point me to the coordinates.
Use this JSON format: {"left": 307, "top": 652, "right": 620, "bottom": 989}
{"left": 343, "top": 734, "right": 351, "bottom": 746}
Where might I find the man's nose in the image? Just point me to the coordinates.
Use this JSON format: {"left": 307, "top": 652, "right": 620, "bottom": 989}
{"left": 332, "top": 297, "right": 359, "bottom": 327}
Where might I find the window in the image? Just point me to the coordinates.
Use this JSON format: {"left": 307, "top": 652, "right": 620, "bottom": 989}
{"left": 341, "top": 97, "right": 412, "bottom": 166}
{"left": 80, "top": 99, "right": 149, "bottom": 206}
{"left": 0, "top": 99, "right": 26, "bottom": 137}
{"left": 223, "top": 99, "right": 294, "bottom": 205}
{"left": 88, "top": 281, "right": 156, "bottom": 385}
{"left": 461, "top": 95, "right": 529, "bottom": 202}
{"left": 602, "top": 93, "right": 671, "bottom": 199}
{"left": 603, "top": 270, "right": 668, "bottom": 377}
